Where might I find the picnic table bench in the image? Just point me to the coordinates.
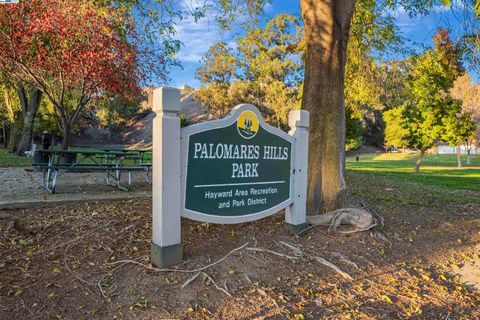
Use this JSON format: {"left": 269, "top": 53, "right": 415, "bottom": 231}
{"left": 32, "top": 149, "right": 152, "bottom": 193}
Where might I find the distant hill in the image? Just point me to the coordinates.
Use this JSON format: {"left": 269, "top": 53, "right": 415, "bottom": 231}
{"left": 122, "top": 90, "right": 209, "bottom": 148}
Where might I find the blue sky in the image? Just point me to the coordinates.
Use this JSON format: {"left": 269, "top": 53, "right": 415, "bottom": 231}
{"left": 167, "top": 1, "right": 479, "bottom": 88}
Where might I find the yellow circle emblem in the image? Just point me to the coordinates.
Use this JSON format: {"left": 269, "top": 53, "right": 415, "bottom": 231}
{"left": 237, "top": 110, "right": 259, "bottom": 139}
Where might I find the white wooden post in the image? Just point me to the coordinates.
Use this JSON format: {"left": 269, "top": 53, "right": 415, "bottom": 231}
{"left": 285, "top": 109, "right": 309, "bottom": 235}
{"left": 150, "top": 87, "right": 183, "bottom": 267}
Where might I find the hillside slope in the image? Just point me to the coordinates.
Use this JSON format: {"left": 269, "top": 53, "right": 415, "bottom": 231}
{"left": 123, "top": 91, "right": 209, "bottom": 147}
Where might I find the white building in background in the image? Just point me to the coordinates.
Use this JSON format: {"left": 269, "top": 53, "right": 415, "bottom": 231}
{"left": 436, "top": 143, "right": 478, "bottom": 154}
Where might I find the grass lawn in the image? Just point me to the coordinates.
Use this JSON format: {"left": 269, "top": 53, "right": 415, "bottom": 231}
{"left": 0, "top": 148, "right": 33, "bottom": 167}
{"left": 347, "top": 153, "right": 480, "bottom": 192}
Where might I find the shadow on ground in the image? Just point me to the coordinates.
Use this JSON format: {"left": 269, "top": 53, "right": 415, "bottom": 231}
{"left": 0, "top": 170, "right": 479, "bottom": 319}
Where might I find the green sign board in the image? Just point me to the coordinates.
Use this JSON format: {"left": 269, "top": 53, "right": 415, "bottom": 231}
{"left": 181, "top": 104, "right": 294, "bottom": 223}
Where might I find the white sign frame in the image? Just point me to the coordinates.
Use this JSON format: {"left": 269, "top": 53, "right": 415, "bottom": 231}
{"left": 180, "top": 104, "right": 295, "bottom": 224}
{"left": 150, "top": 87, "right": 309, "bottom": 268}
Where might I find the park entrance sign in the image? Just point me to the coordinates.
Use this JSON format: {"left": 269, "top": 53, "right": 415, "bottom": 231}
{"left": 182, "top": 105, "right": 293, "bottom": 223}
{"left": 151, "top": 87, "right": 309, "bottom": 268}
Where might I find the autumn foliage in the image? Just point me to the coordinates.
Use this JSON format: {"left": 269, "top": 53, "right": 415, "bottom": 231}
{"left": 0, "top": 0, "right": 144, "bottom": 147}
{"left": 0, "top": 0, "right": 141, "bottom": 95}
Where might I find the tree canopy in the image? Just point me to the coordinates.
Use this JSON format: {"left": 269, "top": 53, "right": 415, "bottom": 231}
{"left": 384, "top": 29, "right": 476, "bottom": 171}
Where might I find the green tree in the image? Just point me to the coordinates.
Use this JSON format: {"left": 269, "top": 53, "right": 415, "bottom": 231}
{"left": 384, "top": 29, "right": 464, "bottom": 172}
{"left": 450, "top": 73, "right": 480, "bottom": 164}
{"left": 345, "top": 107, "right": 363, "bottom": 151}
{"left": 0, "top": 78, "right": 22, "bottom": 150}
{"left": 196, "top": 43, "right": 237, "bottom": 85}
{"left": 383, "top": 106, "right": 410, "bottom": 150}
{"left": 195, "top": 14, "right": 303, "bottom": 126}
{"left": 442, "top": 110, "right": 476, "bottom": 167}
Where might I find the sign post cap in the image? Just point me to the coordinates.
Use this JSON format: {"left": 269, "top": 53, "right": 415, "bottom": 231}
{"left": 153, "top": 87, "right": 181, "bottom": 113}
{"left": 288, "top": 109, "right": 309, "bottom": 128}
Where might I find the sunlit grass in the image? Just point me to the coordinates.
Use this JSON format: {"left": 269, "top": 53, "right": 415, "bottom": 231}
{"left": 347, "top": 153, "right": 480, "bottom": 192}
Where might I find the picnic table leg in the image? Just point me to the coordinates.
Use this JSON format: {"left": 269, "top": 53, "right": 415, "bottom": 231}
{"left": 115, "top": 162, "right": 121, "bottom": 189}
{"left": 46, "top": 168, "right": 53, "bottom": 191}
{"left": 43, "top": 167, "right": 56, "bottom": 193}
{"left": 106, "top": 170, "right": 117, "bottom": 188}
{"left": 145, "top": 166, "right": 151, "bottom": 183}
{"left": 46, "top": 154, "right": 53, "bottom": 191}
{"left": 51, "top": 169, "right": 58, "bottom": 193}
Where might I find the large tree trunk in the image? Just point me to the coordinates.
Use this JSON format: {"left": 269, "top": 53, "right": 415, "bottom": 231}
{"left": 8, "top": 122, "right": 16, "bottom": 150}
{"left": 414, "top": 149, "right": 426, "bottom": 172}
{"left": 55, "top": 101, "right": 86, "bottom": 150}
{"left": 15, "top": 87, "right": 43, "bottom": 156}
{"left": 455, "top": 145, "right": 462, "bottom": 168}
{"left": 2, "top": 87, "right": 17, "bottom": 150}
{"left": 1, "top": 125, "right": 7, "bottom": 147}
{"left": 300, "top": 0, "right": 356, "bottom": 213}
{"left": 61, "top": 123, "right": 70, "bottom": 150}
{"left": 466, "top": 149, "right": 472, "bottom": 165}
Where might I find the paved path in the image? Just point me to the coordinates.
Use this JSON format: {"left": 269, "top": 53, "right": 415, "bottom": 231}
{"left": 0, "top": 167, "right": 151, "bottom": 209}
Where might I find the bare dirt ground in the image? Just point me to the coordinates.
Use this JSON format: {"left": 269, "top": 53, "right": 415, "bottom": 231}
{"left": 0, "top": 171, "right": 479, "bottom": 319}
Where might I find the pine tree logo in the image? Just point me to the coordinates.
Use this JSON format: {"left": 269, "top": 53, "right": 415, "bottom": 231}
{"left": 237, "top": 111, "right": 259, "bottom": 139}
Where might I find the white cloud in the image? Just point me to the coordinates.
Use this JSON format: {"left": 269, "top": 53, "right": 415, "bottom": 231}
{"left": 174, "top": 15, "right": 233, "bottom": 63}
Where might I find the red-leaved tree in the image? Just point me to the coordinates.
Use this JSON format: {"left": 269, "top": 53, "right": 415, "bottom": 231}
{"left": 0, "top": 0, "right": 142, "bottom": 149}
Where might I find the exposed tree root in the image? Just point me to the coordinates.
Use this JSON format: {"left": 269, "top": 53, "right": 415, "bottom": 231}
{"left": 0, "top": 213, "right": 40, "bottom": 235}
{"left": 107, "top": 242, "right": 249, "bottom": 273}
{"left": 306, "top": 208, "right": 377, "bottom": 234}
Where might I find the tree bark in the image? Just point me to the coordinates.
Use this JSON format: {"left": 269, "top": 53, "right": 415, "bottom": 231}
{"left": 300, "top": 0, "right": 356, "bottom": 213}
{"left": 15, "top": 86, "right": 43, "bottom": 156}
{"left": 8, "top": 122, "right": 16, "bottom": 150}
{"left": 414, "top": 149, "right": 426, "bottom": 172}
{"left": 61, "top": 120, "right": 70, "bottom": 150}
{"left": 466, "top": 149, "right": 472, "bottom": 165}
{"left": 2, "top": 87, "right": 17, "bottom": 150}
{"left": 455, "top": 145, "right": 462, "bottom": 168}
{"left": 1, "top": 125, "right": 7, "bottom": 147}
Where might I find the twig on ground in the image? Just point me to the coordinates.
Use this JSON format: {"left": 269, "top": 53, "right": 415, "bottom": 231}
{"left": 201, "top": 272, "right": 232, "bottom": 298}
{"left": 278, "top": 241, "right": 353, "bottom": 280}
{"left": 107, "top": 242, "right": 249, "bottom": 274}
{"left": 374, "top": 231, "right": 393, "bottom": 248}
{"left": 244, "top": 273, "right": 253, "bottom": 284}
{"left": 331, "top": 252, "right": 359, "bottom": 270}
{"left": 181, "top": 272, "right": 201, "bottom": 289}
{"left": 275, "top": 241, "right": 302, "bottom": 255}
{"left": 246, "top": 247, "right": 299, "bottom": 260}
{"left": 243, "top": 251, "right": 268, "bottom": 265}
{"left": 33, "top": 222, "right": 113, "bottom": 256}
{"left": 313, "top": 255, "right": 353, "bottom": 280}
{"left": 64, "top": 259, "right": 97, "bottom": 287}
{"left": 97, "top": 275, "right": 109, "bottom": 300}
{"left": 63, "top": 240, "right": 98, "bottom": 292}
